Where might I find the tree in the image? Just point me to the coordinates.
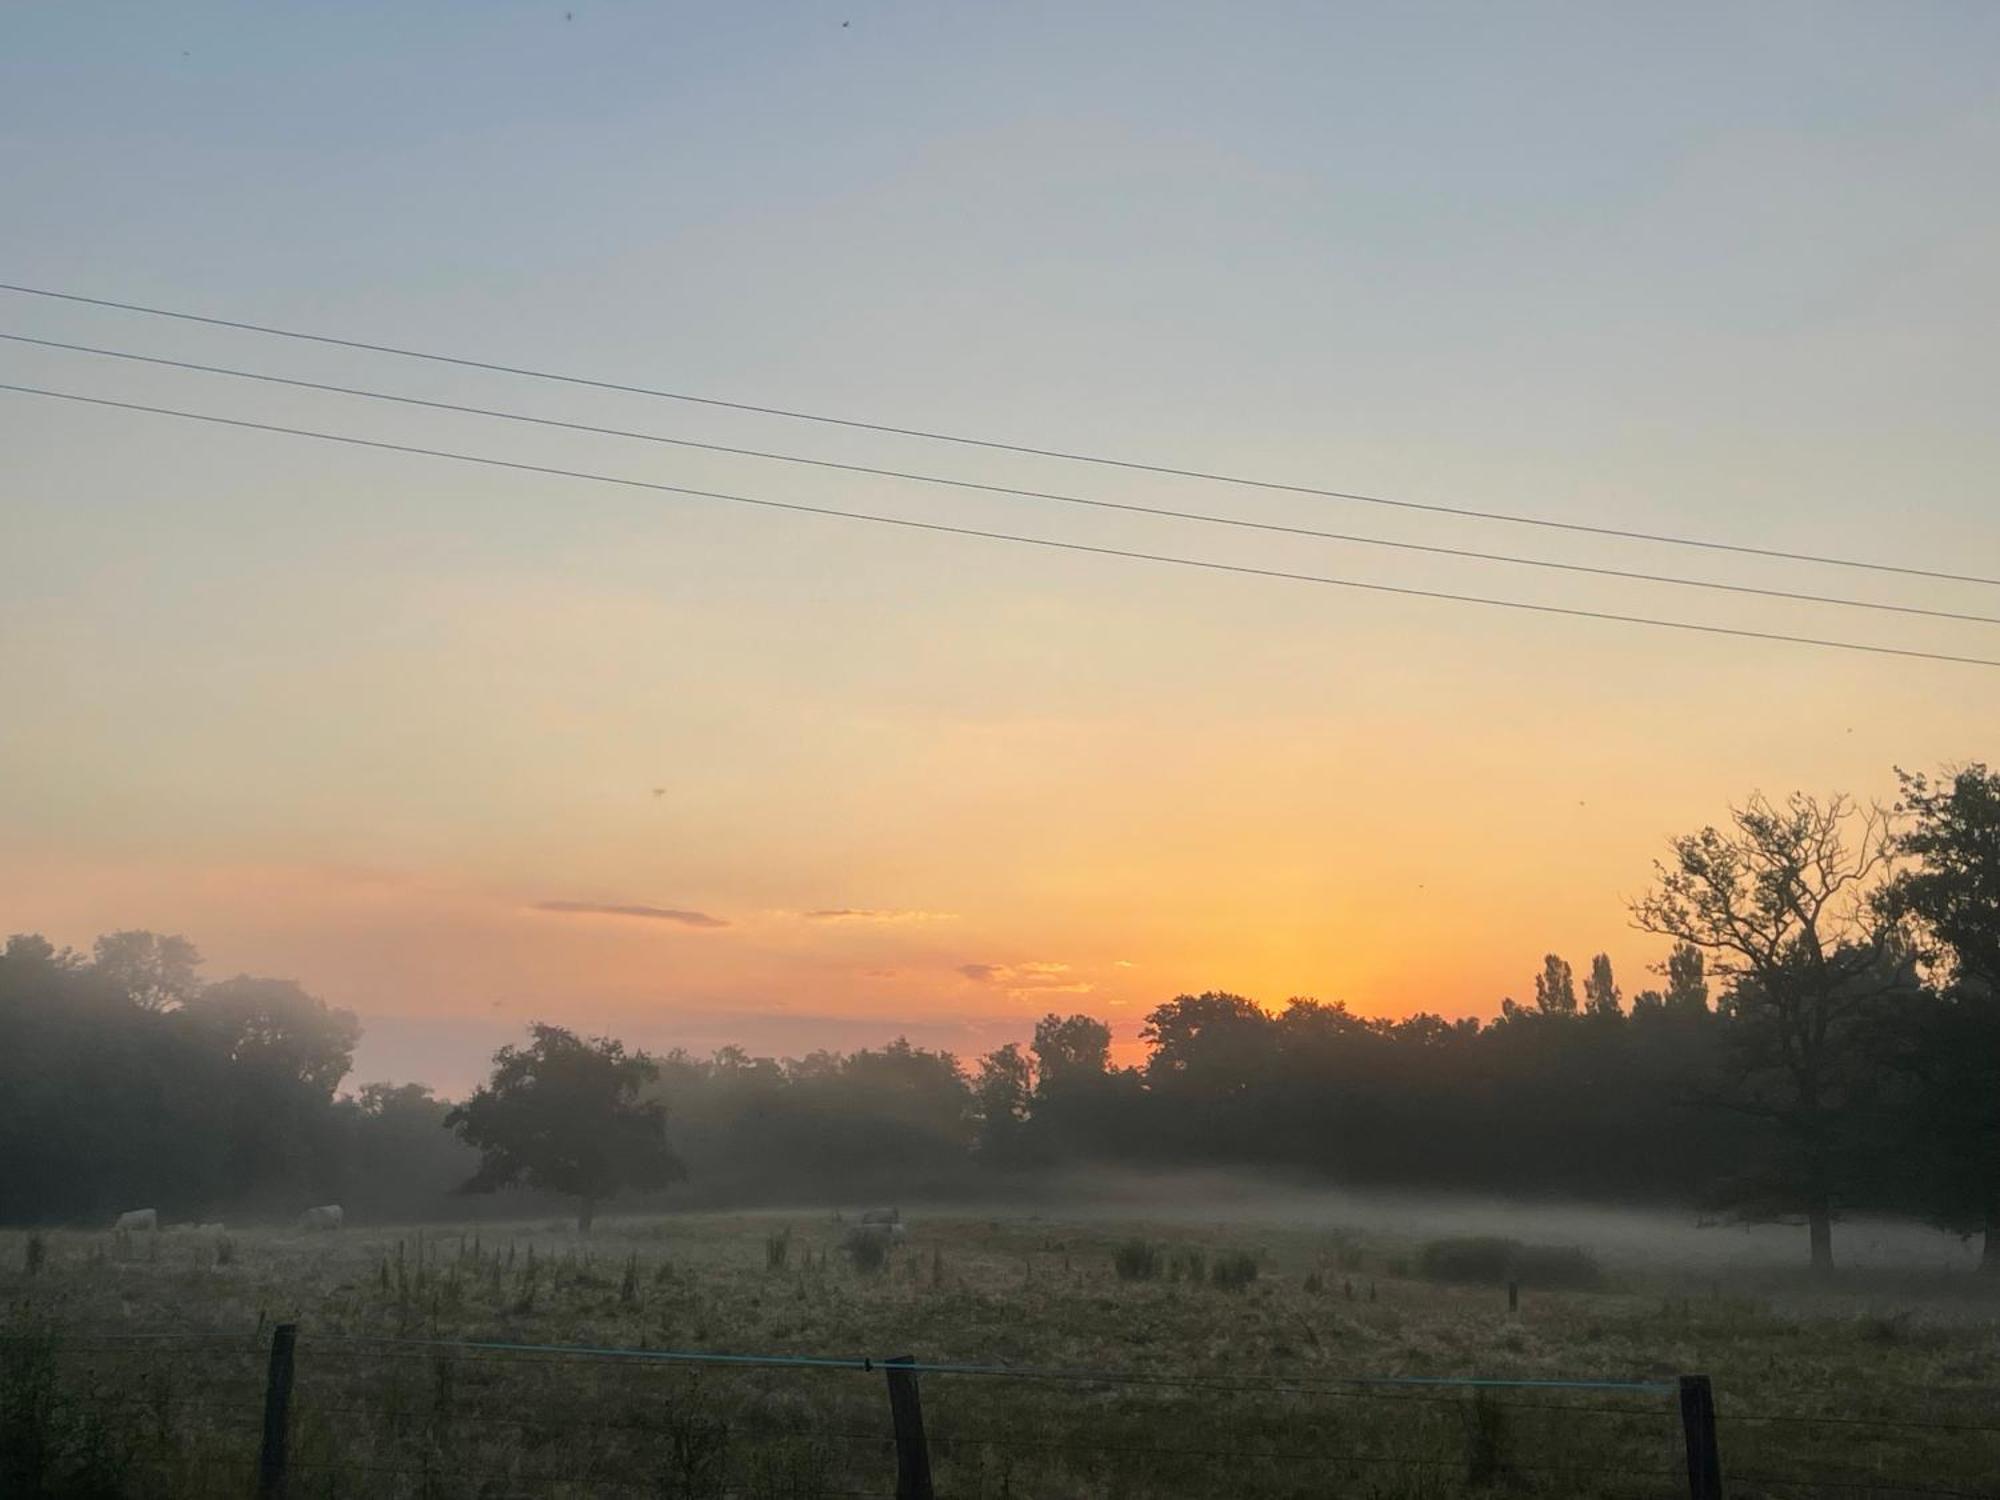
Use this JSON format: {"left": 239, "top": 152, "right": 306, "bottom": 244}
{"left": 973, "top": 1043, "right": 1034, "bottom": 1166}
{"left": 1583, "top": 954, "right": 1622, "bottom": 1018}
{"left": 182, "top": 976, "right": 359, "bottom": 1096}
{"left": 1632, "top": 791, "right": 1899, "bottom": 1271}
{"left": 1664, "top": 941, "right": 1710, "bottom": 1015}
{"left": 1029, "top": 1013, "right": 1123, "bottom": 1157}
{"left": 1031, "top": 1013, "right": 1112, "bottom": 1084}
{"left": 1533, "top": 954, "right": 1577, "bottom": 1017}
{"left": 446, "top": 1023, "right": 684, "bottom": 1232}
{"left": 1883, "top": 765, "right": 2000, "bottom": 995}
{"left": 177, "top": 975, "right": 361, "bottom": 1203}
{"left": 338, "top": 1083, "right": 478, "bottom": 1222}
{"left": 90, "top": 930, "right": 201, "bottom": 1011}
{"left": 1879, "top": 764, "right": 2000, "bottom": 1271}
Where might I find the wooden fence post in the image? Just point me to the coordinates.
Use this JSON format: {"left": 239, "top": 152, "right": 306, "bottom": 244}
{"left": 257, "top": 1323, "right": 298, "bottom": 1498}
{"left": 883, "top": 1355, "right": 934, "bottom": 1500}
{"left": 1678, "top": 1373, "right": 1723, "bottom": 1500}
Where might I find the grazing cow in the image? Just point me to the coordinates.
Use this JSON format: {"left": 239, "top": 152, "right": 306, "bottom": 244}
{"left": 860, "top": 1207, "right": 900, "bottom": 1226}
{"left": 297, "top": 1204, "right": 343, "bottom": 1231}
{"left": 114, "top": 1208, "right": 158, "bottom": 1232}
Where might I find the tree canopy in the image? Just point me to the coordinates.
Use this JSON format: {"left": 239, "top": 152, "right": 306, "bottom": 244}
{"left": 446, "top": 1023, "right": 685, "bottom": 1232}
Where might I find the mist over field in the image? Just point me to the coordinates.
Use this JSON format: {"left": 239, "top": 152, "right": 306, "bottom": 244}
{"left": 947, "top": 1171, "right": 1986, "bottom": 1275}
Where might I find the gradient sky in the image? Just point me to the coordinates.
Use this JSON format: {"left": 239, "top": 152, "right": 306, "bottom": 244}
{"left": 4, "top": 3, "right": 1997, "bottom": 1093}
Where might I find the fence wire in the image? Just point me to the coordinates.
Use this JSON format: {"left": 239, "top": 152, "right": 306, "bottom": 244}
{"left": 10, "top": 1324, "right": 1998, "bottom": 1499}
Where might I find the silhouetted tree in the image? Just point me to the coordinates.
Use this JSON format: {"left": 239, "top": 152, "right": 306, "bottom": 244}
{"left": 973, "top": 1042, "right": 1034, "bottom": 1166}
{"left": 1633, "top": 792, "right": 1900, "bottom": 1271}
{"left": 183, "top": 976, "right": 358, "bottom": 1095}
{"left": 1665, "top": 941, "right": 1710, "bottom": 1014}
{"left": 1030, "top": 1013, "right": 1125, "bottom": 1157}
{"left": 1533, "top": 954, "right": 1577, "bottom": 1017}
{"left": 337, "top": 1083, "right": 478, "bottom": 1221}
{"left": 1583, "top": 954, "right": 1622, "bottom": 1018}
{"left": 1031, "top": 1013, "right": 1112, "bottom": 1083}
{"left": 90, "top": 930, "right": 201, "bottom": 1012}
{"left": 447, "top": 1024, "right": 684, "bottom": 1232}
{"left": 1880, "top": 764, "right": 2000, "bottom": 1270}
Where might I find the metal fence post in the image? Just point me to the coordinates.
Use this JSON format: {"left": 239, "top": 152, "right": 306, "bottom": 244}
{"left": 1678, "top": 1372, "right": 1723, "bottom": 1500}
{"left": 883, "top": 1354, "right": 934, "bottom": 1500}
{"left": 257, "top": 1322, "right": 298, "bottom": 1498}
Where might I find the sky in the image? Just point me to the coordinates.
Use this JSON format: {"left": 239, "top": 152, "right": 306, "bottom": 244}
{"left": 3, "top": 3, "right": 1997, "bottom": 1094}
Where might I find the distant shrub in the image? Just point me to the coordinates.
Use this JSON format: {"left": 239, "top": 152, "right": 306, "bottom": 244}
{"left": 1169, "top": 1248, "right": 1206, "bottom": 1285}
{"left": 1210, "top": 1251, "right": 1259, "bottom": 1291}
{"left": 1113, "top": 1239, "right": 1160, "bottom": 1281}
{"left": 1510, "top": 1243, "right": 1604, "bottom": 1290}
{"left": 24, "top": 1232, "right": 45, "bottom": 1276}
{"left": 1419, "top": 1236, "right": 1519, "bottom": 1285}
{"left": 844, "top": 1228, "right": 889, "bottom": 1274}
{"left": 765, "top": 1227, "right": 792, "bottom": 1272}
{"left": 1419, "top": 1236, "right": 1603, "bottom": 1290}
{"left": 214, "top": 1236, "right": 236, "bottom": 1268}
{"left": 1302, "top": 1269, "right": 1323, "bottom": 1295}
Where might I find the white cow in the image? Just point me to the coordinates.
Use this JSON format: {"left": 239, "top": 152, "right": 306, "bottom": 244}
{"left": 114, "top": 1208, "right": 158, "bottom": 1232}
{"left": 297, "top": 1204, "right": 343, "bottom": 1231}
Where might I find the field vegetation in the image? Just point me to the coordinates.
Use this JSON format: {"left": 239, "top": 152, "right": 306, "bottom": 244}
{"left": 5, "top": 1206, "right": 1997, "bottom": 1499}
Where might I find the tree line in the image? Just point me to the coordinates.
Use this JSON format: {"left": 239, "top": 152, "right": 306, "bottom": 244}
{"left": 2, "top": 765, "right": 1993, "bottom": 1272}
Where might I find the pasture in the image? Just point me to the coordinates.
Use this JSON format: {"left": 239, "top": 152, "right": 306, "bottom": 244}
{"left": 4, "top": 1204, "right": 1997, "bottom": 1498}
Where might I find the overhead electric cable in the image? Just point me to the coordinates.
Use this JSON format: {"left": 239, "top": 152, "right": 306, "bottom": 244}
{"left": 3, "top": 279, "right": 1994, "bottom": 589}
{"left": 8, "top": 330, "right": 1993, "bottom": 629}
{"left": 4, "top": 379, "right": 1995, "bottom": 671}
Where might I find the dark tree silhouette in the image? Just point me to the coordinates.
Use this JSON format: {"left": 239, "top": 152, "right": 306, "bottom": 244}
{"left": 1633, "top": 792, "right": 1899, "bottom": 1272}
{"left": 1583, "top": 953, "right": 1622, "bottom": 1018}
{"left": 447, "top": 1023, "right": 684, "bottom": 1232}
{"left": 91, "top": 930, "right": 202, "bottom": 1012}
{"left": 973, "top": 1042, "right": 1033, "bottom": 1165}
{"left": 1880, "top": 764, "right": 2000, "bottom": 1270}
{"left": 1665, "top": 941, "right": 1711, "bottom": 1014}
{"left": 1032, "top": 1013, "right": 1112, "bottom": 1082}
{"left": 1534, "top": 954, "right": 1577, "bottom": 1017}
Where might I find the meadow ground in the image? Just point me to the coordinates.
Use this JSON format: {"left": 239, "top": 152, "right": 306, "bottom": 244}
{"left": 3, "top": 1201, "right": 1996, "bottom": 1499}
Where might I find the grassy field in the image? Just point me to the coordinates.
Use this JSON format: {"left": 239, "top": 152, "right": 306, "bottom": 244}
{"left": 3, "top": 1204, "right": 1997, "bottom": 1498}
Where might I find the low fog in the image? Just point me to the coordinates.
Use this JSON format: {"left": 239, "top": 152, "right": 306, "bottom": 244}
{"left": 949, "top": 1169, "right": 1986, "bottom": 1275}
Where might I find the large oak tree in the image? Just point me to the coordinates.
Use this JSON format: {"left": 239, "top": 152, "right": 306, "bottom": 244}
{"left": 447, "top": 1023, "right": 684, "bottom": 1232}
{"left": 1633, "top": 791, "right": 1901, "bottom": 1272}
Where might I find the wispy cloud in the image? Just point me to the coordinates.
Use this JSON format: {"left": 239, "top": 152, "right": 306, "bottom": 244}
{"left": 532, "top": 901, "right": 730, "bottom": 929}
{"left": 957, "top": 961, "right": 1091, "bottom": 997}
{"left": 803, "top": 908, "right": 958, "bottom": 923}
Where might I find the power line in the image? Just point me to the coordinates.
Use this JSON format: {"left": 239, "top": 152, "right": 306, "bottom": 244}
{"left": 10, "top": 330, "right": 1994, "bottom": 630}
{"left": 5, "top": 378, "right": 1997, "bottom": 670}
{"left": 4, "top": 279, "right": 1994, "bottom": 590}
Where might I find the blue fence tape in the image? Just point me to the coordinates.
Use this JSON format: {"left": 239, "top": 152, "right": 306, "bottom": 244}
{"left": 301, "top": 1333, "right": 1676, "bottom": 1395}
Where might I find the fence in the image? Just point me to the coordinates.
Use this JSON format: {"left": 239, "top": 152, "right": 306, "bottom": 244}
{"left": 8, "top": 1326, "right": 2000, "bottom": 1498}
